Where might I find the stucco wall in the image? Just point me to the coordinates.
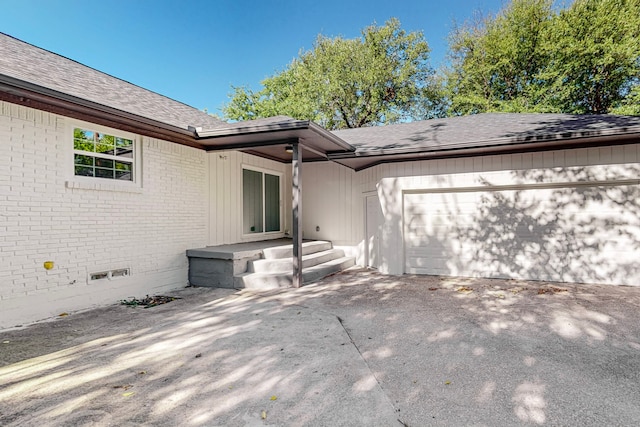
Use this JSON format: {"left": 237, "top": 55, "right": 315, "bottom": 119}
{"left": 0, "top": 101, "right": 209, "bottom": 328}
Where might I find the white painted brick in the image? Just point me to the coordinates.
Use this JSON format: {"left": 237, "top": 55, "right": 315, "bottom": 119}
{"left": 0, "top": 102, "right": 208, "bottom": 321}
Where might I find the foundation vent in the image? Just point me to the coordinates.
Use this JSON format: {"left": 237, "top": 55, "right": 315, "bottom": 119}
{"left": 89, "top": 268, "right": 130, "bottom": 282}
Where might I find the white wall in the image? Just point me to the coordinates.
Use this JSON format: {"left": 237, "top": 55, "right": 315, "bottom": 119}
{"left": 208, "top": 150, "right": 291, "bottom": 245}
{"left": 302, "top": 144, "right": 640, "bottom": 285}
{"left": 299, "top": 162, "right": 365, "bottom": 263}
{"left": 0, "top": 101, "right": 209, "bottom": 328}
{"left": 4, "top": 97, "right": 638, "bottom": 328}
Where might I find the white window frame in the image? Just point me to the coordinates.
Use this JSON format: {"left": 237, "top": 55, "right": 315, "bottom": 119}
{"left": 66, "top": 120, "right": 142, "bottom": 191}
{"left": 241, "top": 165, "right": 283, "bottom": 237}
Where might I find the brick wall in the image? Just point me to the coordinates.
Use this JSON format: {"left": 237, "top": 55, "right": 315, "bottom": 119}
{"left": 0, "top": 101, "right": 209, "bottom": 328}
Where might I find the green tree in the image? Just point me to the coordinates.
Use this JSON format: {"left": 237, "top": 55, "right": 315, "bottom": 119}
{"left": 224, "top": 19, "right": 441, "bottom": 129}
{"left": 446, "top": 0, "right": 640, "bottom": 115}
{"left": 542, "top": 0, "right": 640, "bottom": 114}
{"left": 447, "top": 0, "right": 554, "bottom": 115}
{"left": 611, "top": 85, "right": 640, "bottom": 115}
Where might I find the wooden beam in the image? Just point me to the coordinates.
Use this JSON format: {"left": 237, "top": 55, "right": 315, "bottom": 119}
{"left": 292, "top": 141, "right": 303, "bottom": 288}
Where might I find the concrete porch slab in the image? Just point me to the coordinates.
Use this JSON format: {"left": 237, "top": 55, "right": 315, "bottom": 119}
{"left": 187, "top": 239, "right": 299, "bottom": 288}
{"left": 187, "top": 239, "right": 333, "bottom": 289}
{"left": 186, "top": 238, "right": 299, "bottom": 260}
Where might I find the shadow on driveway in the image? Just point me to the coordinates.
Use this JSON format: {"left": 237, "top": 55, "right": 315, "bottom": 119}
{"left": 1, "top": 269, "right": 640, "bottom": 426}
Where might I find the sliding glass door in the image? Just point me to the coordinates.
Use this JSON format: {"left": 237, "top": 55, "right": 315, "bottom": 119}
{"left": 243, "top": 168, "right": 281, "bottom": 234}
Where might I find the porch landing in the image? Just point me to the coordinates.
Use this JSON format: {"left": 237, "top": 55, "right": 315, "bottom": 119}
{"left": 187, "top": 238, "right": 299, "bottom": 260}
{"left": 187, "top": 239, "right": 355, "bottom": 289}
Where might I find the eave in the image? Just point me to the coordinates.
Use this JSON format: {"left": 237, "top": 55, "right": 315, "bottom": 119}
{"left": 4, "top": 72, "right": 640, "bottom": 171}
{"left": 0, "top": 74, "right": 356, "bottom": 162}
{"left": 329, "top": 129, "right": 640, "bottom": 171}
{"left": 195, "top": 119, "right": 355, "bottom": 162}
{"left": 0, "top": 74, "right": 202, "bottom": 148}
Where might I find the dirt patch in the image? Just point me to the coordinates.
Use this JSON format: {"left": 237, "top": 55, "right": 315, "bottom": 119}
{"left": 120, "top": 295, "right": 181, "bottom": 308}
{"left": 537, "top": 286, "right": 568, "bottom": 295}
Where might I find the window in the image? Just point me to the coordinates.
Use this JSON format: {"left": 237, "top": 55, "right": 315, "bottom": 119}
{"left": 73, "top": 128, "right": 134, "bottom": 181}
{"left": 243, "top": 168, "right": 281, "bottom": 234}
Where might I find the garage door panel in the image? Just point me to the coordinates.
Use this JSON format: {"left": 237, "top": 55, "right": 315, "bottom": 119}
{"left": 403, "top": 185, "right": 640, "bottom": 285}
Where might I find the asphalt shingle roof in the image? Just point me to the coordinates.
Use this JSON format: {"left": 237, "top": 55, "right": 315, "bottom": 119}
{"left": 2, "top": 31, "right": 640, "bottom": 165}
{"left": 332, "top": 113, "right": 640, "bottom": 154}
{"left": 0, "top": 33, "right": 226, "bottom": 131}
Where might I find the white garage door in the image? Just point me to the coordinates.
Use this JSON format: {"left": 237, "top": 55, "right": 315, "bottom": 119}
{"left": 403, "top": 184, "right": 640, "bottom": 285}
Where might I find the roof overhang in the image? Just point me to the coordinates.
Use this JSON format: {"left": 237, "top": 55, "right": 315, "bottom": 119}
{"left": 5, "top": 71, "right": 640, "bottom": 171}
{"left": 0, "top": 74, "right": 355, "bottom": 162}
{"left": 0, "top": 73, "right": 201, "bottom": 148}
{"left": 195, "top": 119, "right": 355, "bottom": 162}
{"left": 329, "top": 131, "right": 640, "bottom": 171}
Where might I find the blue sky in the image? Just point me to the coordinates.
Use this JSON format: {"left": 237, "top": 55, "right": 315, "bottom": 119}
{"left": 0, "top": 0, "right": 507, "bottom": 115}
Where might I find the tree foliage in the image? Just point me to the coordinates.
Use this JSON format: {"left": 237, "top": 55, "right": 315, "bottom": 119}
{"left": 543, "top": 0, "right": 640, "bottom": 113}
{"left": 447, "top": 0, "right": 640, "bottom": 115}
{"left": 224, "top": 1, "right": 639, "bottom": 123}
{"left": 223, "top": 19, "right": 440, "bottom": 129}
{"left": 447, "top": 0, "right": 553, "bottom": 114}
{"left": 611, "top": 85, "right": 640, "bottom": 115}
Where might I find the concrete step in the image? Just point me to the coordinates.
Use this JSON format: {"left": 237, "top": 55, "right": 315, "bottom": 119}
{"left": 248, "top": 248, "right": 346, "bottom": 273}
{"left": 301, "top": 256, "right": 356, "bottom": 284}
{"left": 235, "top": 256, "right": 356, "bottom": 290}
{"left": 262, "top": 240, "right": 332, "bottom": 259}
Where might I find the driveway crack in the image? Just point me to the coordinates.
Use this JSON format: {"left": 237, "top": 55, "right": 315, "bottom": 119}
{"left": 336, "top": 315, "right": 407, "bottom": 426}
{"left": 283, "top": 302, "right": 406, "bottom": 425}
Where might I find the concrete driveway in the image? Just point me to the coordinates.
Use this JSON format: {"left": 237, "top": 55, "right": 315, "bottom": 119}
{"left": 1, "top": 269, "right": 640, "bottom": 426}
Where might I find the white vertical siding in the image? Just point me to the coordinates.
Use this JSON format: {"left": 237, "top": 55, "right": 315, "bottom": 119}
{"left": 301, "top": 162, "right": 359, "bottom": 246}
{"left": 207, "top": 150, "right": 291, "bottom": 245}
{"left": 303, "top": 143, "right": 640, "bottom": 281}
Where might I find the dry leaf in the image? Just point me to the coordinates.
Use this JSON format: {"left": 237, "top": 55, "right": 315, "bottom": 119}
{"left": 261, "top": 410, "right": 267, "bottom": 420}
{"left": 113, "top": 384, "right": 133, "bottom": 390}
{"left": 59, "top": 312, "right": 68, "bottom": 317}
{"left": 122, "top": 391, "right": 135, "bottom": 397}
{"left": 445, "top": 381, "right": 451, "bottom": 385}
{"left": 270, "top": 395, "right": 277, "bottom": 401}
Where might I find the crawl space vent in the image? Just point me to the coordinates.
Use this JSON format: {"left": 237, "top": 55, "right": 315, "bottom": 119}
{"left": 89, "top": 268, "right": 130, "bottom": 282}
